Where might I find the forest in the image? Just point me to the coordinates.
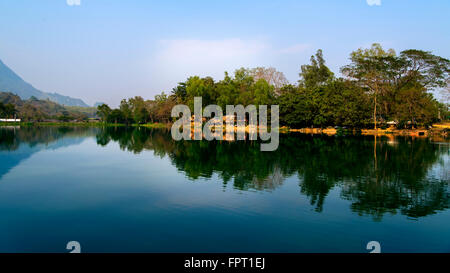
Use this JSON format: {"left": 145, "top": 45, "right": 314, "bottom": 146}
{"left": 97, "top": 44, "right": 449, "bottom": 129}
{"left": 0, "top": 92, "right": 96, "bottom": 122}
{"left": 2, "top": 43, "right": 448, "bottom": 129}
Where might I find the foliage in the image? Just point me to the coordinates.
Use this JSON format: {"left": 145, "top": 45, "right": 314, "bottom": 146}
{"left": 96, "top": 45, "right": 448, "bottom": 128}
{"left": 0, "top": 92, "right": 89, "bottom": 121}
{"left": 341, "top": 43, "right": 449, "bottom": 128}
{"left": 0, "top": 101, "right": 17, "bottom": 118}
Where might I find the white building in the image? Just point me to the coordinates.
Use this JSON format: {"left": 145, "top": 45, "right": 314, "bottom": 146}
{"left": 0, "top": 118, "right": 21, "bottom": 122}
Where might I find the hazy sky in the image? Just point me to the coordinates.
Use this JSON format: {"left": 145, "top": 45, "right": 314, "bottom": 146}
{"left": 0, "top": 0, "right": 449, "bottom": 106}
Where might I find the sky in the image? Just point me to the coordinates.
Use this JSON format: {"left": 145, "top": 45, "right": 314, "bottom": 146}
{"left": 0, "top": 0, "right": 449, "bottom": 107}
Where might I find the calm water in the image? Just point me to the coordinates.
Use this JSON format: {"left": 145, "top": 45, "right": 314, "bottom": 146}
{"left": 0, "top": 126, "right": 449, "bottom": 253}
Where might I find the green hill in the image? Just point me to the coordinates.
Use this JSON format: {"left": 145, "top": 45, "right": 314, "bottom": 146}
{"left": 0, "top": 92, "right": 97, "bottom": 121}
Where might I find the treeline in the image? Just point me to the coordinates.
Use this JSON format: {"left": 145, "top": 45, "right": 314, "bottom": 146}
{"left": 0, "top": 101, "right": 16, "bottom": 118}
{"left": 98, "top": 43, "right": 449, "bottom": 128}
{"left": 0, "top": 92, "right": 96, "bottom": 121}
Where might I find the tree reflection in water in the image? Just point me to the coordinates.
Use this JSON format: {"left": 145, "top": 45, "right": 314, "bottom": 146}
{"left": 95, "top": 127, "right": 449, "bottom": 220}
{"left": 1, "top": 126, "right": 447, "bottom": 220}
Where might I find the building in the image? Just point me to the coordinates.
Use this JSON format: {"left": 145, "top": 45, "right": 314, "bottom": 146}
{"left": 0, "top": 118, "right": 21, "bottom": 122}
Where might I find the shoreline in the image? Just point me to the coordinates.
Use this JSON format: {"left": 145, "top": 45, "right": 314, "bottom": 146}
{"left": 1, "top": 121, "right": 448, "bottom": 138}
{"left": 288, "top": 127, "right": 447, "bottom": 137}
{"left": 0, "top": 121, "right": 169, "bottom": 128}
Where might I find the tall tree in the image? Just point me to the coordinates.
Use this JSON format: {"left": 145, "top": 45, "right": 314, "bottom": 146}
{"left": 398, "top": 49, "right": 450, "bottom": 89}
{"left": 249, "top": 67, "right": 289, "bottom": 95}
{"left": 128, "top": 96, "right": 149, "bottom": 124}
{"left": 119, "top": 99, "right": 132, "bottom": 124}
{"left": 341, "top": 43, "right": 397, "bottom": 129}
{"left": 97, "top": 104, "right": 111, "bottom": 123}
{"left": 171, "top": 82, "right": 187, "bottom": 103}
{"left": 299, "top": 49, "right": 334, "bottom": 89}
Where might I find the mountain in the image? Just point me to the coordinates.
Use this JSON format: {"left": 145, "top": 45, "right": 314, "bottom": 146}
{"left": 0, "top": 59, "right": 89, "bottom": 107}
{"left": 0, "top": 92, "right": 97, "bottom": 120}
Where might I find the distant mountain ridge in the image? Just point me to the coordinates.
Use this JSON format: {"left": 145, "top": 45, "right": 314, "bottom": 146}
{"left": 0, "top": 59, "right": 89, "bottom": 107}
{"left": 0, "top": 92, "right": 97, "bottom": 121}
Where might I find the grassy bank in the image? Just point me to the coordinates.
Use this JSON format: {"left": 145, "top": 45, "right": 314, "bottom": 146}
{"left": 135, "top": 123, "right": 170, "bottom": 129}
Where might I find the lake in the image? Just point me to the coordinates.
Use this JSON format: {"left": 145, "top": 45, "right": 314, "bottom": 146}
{"left": 0, "top": 126, "right": 448, "bottom": 253}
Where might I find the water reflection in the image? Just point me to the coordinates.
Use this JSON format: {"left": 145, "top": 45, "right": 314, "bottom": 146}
{"left": 1, "top": 126, "right": 449, "bottom": 220}
{"left": 0, "top": 126, "right": 97, "bottom": 180}
{"left": 0, "top": 126, "right": 97, "bottom": 151}
{"left": 95, "top": 127, "right": 449, "bottom": 220}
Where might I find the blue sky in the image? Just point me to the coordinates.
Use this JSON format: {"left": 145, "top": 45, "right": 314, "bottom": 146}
{"left": 0, "top": 0, "right": 449, "bottom": 106}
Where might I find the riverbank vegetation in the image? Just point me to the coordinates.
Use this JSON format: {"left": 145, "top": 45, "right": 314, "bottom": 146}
{"left": 1, "top": 44, "right": 448, "bottom": 130}
{"left": 0, "top": 121, "right": 169, "bottom": 129}
{"left": 0, "top": 92, "right": 97, "bottom": 121}
{"left": 97, "top": 44, "right": 449, "bottom": 130}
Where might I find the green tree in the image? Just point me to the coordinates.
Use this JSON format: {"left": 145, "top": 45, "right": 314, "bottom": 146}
{"left": 2, "top": 103, "right": 17, "bottom": 118}
{"left": 216, "top": 72, "right": 238, "bottom": 109}
{"left": 341, "top": 43, "right": 396, "bottom": 129}
{"left": 171, "top": 82, "right": 187, "bottom": 103}
{"left": 398, "top": 49, "right": 450, "bottom": 89}
{"left": 394, "top": 84, "right": 440, "bottom": 127}
{"left": 277, "top": 85, "right": 311, "bottom": 128}
{"left": 299, "top": 49, "right": 334, "bottom": 89}
{"left": 342, "top": 44, "right": 449, "bottom": 128}
{"left": 322, "top": 79, "right": 372, "bottom": 127}
{"left": 0, "top": 102, "right": 5, "bottom": 117}
{"left": 253, "top": 78, "right": 275, "bottom": 106}
{"left": 129, "top": 96, "right": 149, "bottom": 124}
{"left": 108, "top": 109, "right": 125, "bottom": 124}
{"left": 119, "top": 99, "right": 132, "bottom": 124}
{"left": 185, "top": 76, "right": 216, "bottom": 110}
{"left": 97, "top": 104, "right": 112, "bottom": 123}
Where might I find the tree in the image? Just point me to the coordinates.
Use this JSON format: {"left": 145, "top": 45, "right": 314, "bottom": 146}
{"left": 0, "top": 102, "right": 5, "bottom": 117}
{"left": 440, "top": 80, "right": 450, "bottom": 105}
{"left": 56, "top": 44, "right": 447, "bottom": 128}
{"left": 119, "top": 99, "right": 132, "bottom": 124}
{"left": 253, "top": 79, "right": 275, "bottom": 106}
{"left": 233, "top": 68, "right": 257, "bottom": 106}
{"left": 342, "top": 44, "right": 449, "bottom": 128}
{"left": 108, "top": 109, "right": 125, "bottom": 124}
{"left": 148, "top": 92, "right": 177, "bottom": 123}
{"left": 341, "top": 43, "right": 397, "bottom": 129}
{"left": 171, "top": 82, "right": 187, "bottom": 103}
{"left": 394, "top": 84, "right": 440, "bottom": 127}
{"left": 398, "top": 49, "right": 450, "bottom": 89}
{"left": 97, "top": 104, "right": 112, "bottom": 123}
{"left": 299, "top": 49, "right": 334, "bottom": 89}
{"left": 277, "top": 85, "right": 311, "bottom": 128}
{"left": 216, "top": 72, "right": 238, "bottom": 109}
{"left": 323, "top": 79, "right": 372, "bottom": 128}
{"left": 249, "top": 67, "right": 289, "bottom": 95}
{"left": 1, "top": 103, "right": 17, "bottom": 118}
{"left": 184, "top": 76, "right": 217, "bottom": 110}
{"left": 128, "top": 96, "right": 149, "bottom": 124}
